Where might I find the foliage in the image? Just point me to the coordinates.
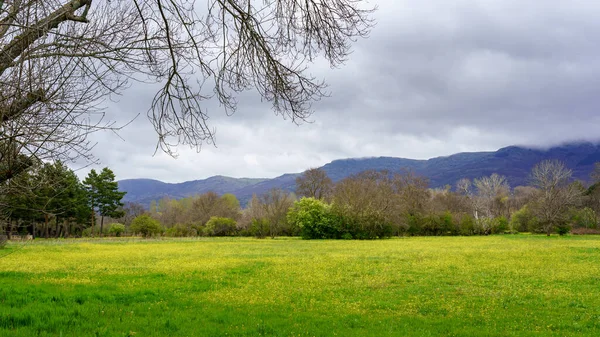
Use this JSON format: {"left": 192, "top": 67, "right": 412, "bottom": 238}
{"left": 0, "top": 160, "right": 92, "bottom": 238}
{"left": 130, "top": 215, "right": 162, "bottom": 238}
{"left": 458, "top": 214, "right": 476, "bottom": 236}
{"left": 83, "top": 167, "right": 127, "bottom": 234}
{"left": 151, "top": 192, "right": 241, "bottom": 229}
{"left": 570, "top": 207, "right": 598, "bottom": 229}
{"left": 250, "top": 219, "right": 270, "bottom": 239}
{"left": 287, "top": 198, "right": 338, "bottom": 239}
{"left": 108, "top": 223, "right": 126, "bottom": 237}
{"left": 164, "top": 224, "right": 197, "bottom": 237}
{"left": 510, "top": 205, "right": 539, "bottom": 233}
{"left": 204, "top": 217, "right": 237, "bottom": 237}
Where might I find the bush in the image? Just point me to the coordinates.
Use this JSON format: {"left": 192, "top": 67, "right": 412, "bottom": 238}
{"left": 510, "top": 206, "right": 538, "bottom": 233}
{"left": 287, "top": 198, "right": 339, "bottom": 239}
{"left": 336, "top": 213, "right": 392, "bottom": 240}
{"left": 165, "top": 224, "right": 197, "bottom": 237}
{"left": 571, "top": 207, "right": 598, "bottom": 229}
{"left": 571, "top": 227, "right": 600, "bottom": 235}
{"left": 204, "top": 217, "right": 237, "bottom": 236}
{"left": 250, "top": 218, "right": 270, "bottom": 239}
{"left": 406, "top": 214, "right": 424, "bottom": 236}
{"left": 420, "top": 212, "right": 458, "bottom": 236}
{"left": 130, "top": 215, "right": 162, "bottom": 238}
{"left": 555, "top": 222, "right": 572, "bottom": 236}
{"left": 108, "top": 223, "right": 126, "bottom": 237}
{"left": 82, "top": 228, "right": 92, "bottom": 237}
{"left": 458, "top": 214, "right": 476, "bottom": 236}
{"left": 491, "top": 216, "right": 509, "bottom": 234}
{"left": 473, "top": 218, "right": 494, "bottom": 235}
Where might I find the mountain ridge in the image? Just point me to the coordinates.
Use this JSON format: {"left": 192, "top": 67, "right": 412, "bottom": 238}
{"left": 118, "top": 142, "right": 600, "bottom": 207}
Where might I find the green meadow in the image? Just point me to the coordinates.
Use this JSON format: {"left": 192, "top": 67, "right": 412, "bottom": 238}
{"left": 1, "top": 236, "right": 599, "bottom": 336}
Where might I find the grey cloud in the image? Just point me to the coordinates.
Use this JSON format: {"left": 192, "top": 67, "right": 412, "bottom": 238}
{"left": 78, "top": 0, "right": 600, "bottom": 182}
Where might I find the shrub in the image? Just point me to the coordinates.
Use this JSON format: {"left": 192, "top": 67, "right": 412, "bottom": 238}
{"left": 82, "top": 228, "right": 92, "bottom": 237}
{"left": 571, "top": 227, "right": 600, "bottom": 235}
{"left": 165, "top": 224, "right": 197, "bottom": 237}
{"left": 458, "top": 214, "right": 476, "bottom": 236}
{"left": 406, "top": 214, "right": 424, "bottom": 236}
{"left": 420, "top": 212, "right": 458, "bottom": 236}
{"left": 204, "top": 217, "right": 237, "bottom": 236}
{"left": 0, "top": 235, "right": 7, "bottom": 249}
{"left": 473, "top": 218, "right": 494, "bottom": 235}
{"left": 440, "top": 212, "right": 458, "bottom": 235}
{"left": 287, "top": 198, "right": 339, "bottom": 239}
{"left": 108, "top": 223, "right": 126, "bottom": 237}
{"left": 421, "top": 214, "right": 443, "bottom": 236}
{"left": 130, "top": 215, "right": 162, "bottom": 238}
{"left": 555, "top": 222, "right": 572, "bottom": 236}
{"left": 570, "top": 207, "right": 598, "bottom": 229}
{"left": 250, "top": 218, "right": 270, "bottom": 239}
{"left": 510, "top": 206, "right": 538, "bottom": 233}
{"left": 491, "top": 216, "right": 509, "bottom": 234}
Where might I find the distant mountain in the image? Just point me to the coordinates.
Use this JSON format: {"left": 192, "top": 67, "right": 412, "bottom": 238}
{"left": 118, "top": 176, "right": 266, "bottom": 206}
{"left": 119, "top": 142, "right": 600, "bottom": 207}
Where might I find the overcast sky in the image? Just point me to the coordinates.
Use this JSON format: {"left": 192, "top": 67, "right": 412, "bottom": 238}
{"left": 79, "top": 0, "right": 600, "bottom": 183}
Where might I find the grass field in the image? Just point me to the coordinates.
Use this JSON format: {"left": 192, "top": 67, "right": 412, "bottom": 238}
{"left": 0, "top": 236, "right": 599, "bottom": 336}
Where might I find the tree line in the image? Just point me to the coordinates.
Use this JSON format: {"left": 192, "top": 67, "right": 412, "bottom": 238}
{"left": 3, "top": 158, "right": 599, "bottom": 240}
{"left": 104, "top": 159, "right": 600, "bottom": 239}
{"left": 0, "top": 162, "right": 125, "bottom": 239}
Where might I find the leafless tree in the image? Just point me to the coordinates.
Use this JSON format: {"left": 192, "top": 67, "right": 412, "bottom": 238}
{"left": 473, "top": 173, "right": 510, "bottom": 218}
{"left": 261, "top": 188, "right": 295, "bottom": 238}
{"left": 295, "top": 167, "right": 333, "bottom": 200}
{"left": 0, "top": 0, "right": 375, "bottom": 183}
{"left": 331, "top": 170, "right": 398, "bottom": 234}
{"left": 393, "top": 170, "right": 430, "bottom": 216}
{"left": 529, "top": 160, "right": 581, "bottom": 235}
{"left": 511, "top": 185, "right": 538, "bottom": 212}
{"left": 456, "top": 178, "right": 472, "bottom": 197}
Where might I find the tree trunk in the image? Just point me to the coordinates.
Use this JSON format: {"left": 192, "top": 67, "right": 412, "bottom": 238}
{"left": 6, "top": 218, "right": 12, "bottom": 240}
{"left": 44, "top": 214, "right": 49, "bottom": 239}
{"left": 90, "top": 210, "right": 95, "bottom": 237}
{"left": 100, "top": 215, "right": 104, "bottom": 237}
{"left": 65, "top": 220, "right": 70, "bottom": 238}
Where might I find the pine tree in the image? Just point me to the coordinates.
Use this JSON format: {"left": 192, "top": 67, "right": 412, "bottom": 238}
{"left": 83, "top": 168, "right": 126, "bottom": 236}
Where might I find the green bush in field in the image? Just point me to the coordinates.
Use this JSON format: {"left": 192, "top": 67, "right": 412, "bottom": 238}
{"left": 130, "top": 215, "right": 162, "bottom": 238}
{"left": 335, "top": 213, "right": 393, "bottom": 240}
{"left": 510, "top": 205, "right": 539, "bottom": 232}
{"left": 287, "top": 197, "right": 339, "bottom": 239}
{"left": 492, "top": 216, "right": 509, "bottom": 234}
{"left": 555, "top": 222, "right": 572, "bottom": 236}
{"left": 406, "top": 213, "right": 424, "bottom": 236}
{"left": 250, "top": 218, "right": 270, "bottom": 239}
{"left": 457, "top": 214, "right": 475, "bottom": 236}
{"left": 165, "top": 224, "right": 197, "bottom": 237}
{"left": 81, "top": 228, "right": 92, "bottom": 237}
{"left": 570, "top": 207, "right": 598, "bottom": 229}
{"left": 204, "top": 217, "right": 237, "bottom": 236}
{"left": 108, "top": 223, "right": 126, "bottom": 237}
{"left": 420, "top": 212, "right": 458, "bottom": 236}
